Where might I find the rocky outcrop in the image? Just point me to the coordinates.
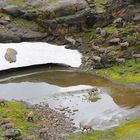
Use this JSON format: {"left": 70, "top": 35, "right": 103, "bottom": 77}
{"left": 106, "top": 0, "right": 140, "bottom": 21}
{"left": 37, "top": 0, "right": 95, "bottom": 34}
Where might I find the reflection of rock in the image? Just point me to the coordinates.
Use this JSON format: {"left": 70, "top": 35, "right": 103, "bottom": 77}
{"left": 5, "top": 48, "right": 17, "bottom": 63}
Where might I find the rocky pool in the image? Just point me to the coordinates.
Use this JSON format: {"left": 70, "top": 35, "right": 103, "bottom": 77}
{"left": 0, "top": 68, "right": 139, "bottom": 130}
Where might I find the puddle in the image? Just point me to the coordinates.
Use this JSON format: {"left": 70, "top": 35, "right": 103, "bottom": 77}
{"left": 0, "top": 69, "right": 139, "bottom": 130}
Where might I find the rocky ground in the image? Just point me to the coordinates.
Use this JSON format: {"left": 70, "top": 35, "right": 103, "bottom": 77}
{"left": 0, "top": 101, "right": 76, "bottom": 140}
{"left": 0, "top": 0, "right": 140, "bottom": 83}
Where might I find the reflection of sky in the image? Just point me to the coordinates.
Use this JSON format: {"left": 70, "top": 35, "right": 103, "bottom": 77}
{"left": 0, "top": 82, "right": 60, "bottom": 100}
{"left": 0, "top": 83, "right": 133, "bottom": 129}
{"left": 0, "top": 83, "right": 93, "bottom": 100}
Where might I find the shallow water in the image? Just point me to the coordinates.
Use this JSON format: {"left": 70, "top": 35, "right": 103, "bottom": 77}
{"left": 0, "top": 69, "right": 139, "bottom": 129}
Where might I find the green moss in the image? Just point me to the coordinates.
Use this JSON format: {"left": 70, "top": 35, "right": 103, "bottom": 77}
{"left": 96, "top": 60, "right": 140, "bottom": 83}
{"left": 47, "top": 0, "right": 58, "bottom": 4}
{"left": 0, "top": 102, "right": 38, "bottom": 138}
{"left": 94, "top": 0, "right": 107, "bottom": 7}
{"left": 9, "top": 0, "right": 26, "bottom": 6}
{"left": 75, "top": 28, "right": 97, "bottom": 40}
{"left": 13, "top": 18, "right": 37, "bottom": 27}
{"left": 68, "top": 119, "right": 140, "bottom": 140}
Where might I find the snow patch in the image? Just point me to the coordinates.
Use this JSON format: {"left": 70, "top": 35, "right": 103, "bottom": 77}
{"left": 0, "top": 42, "right": 82, "bottom": 71}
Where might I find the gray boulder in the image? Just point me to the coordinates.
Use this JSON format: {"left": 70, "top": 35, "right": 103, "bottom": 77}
{"left": 2, "top": 5, "right": 24, "bottom": 17}
{"left": 5, "top": 48, "right": 18, "bottom": 63}
{"left": 4, "top": 129, "right": 21, "bottom": 139}
{"left": 0, "top": 32, "right": 21, "bottom": 42}
{"left": 38, "top": 0, "right": 94, "bottom": 34}
{"left": 44, "top": 0, "right": 88, "bottom": 19}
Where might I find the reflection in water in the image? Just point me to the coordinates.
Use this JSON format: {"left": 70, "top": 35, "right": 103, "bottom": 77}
{"left": 0, "top": 69, "right": 139, "bottom": 129}
{"left": 0, "top": 69, "right": 139, "bottom": 108}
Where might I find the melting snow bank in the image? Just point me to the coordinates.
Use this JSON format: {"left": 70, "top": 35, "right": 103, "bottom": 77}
{"left": 0, "top": 42, "right": 82, "bottom": 71}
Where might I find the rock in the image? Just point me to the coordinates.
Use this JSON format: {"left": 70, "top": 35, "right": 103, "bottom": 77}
{"left": 113, "top": 17, "right": 124, "bottom": 27}
{"left": 96, "top": 27, "right": 102, "bottom": 34}
{"left": 2, "top": 5, "right": 24, "bottom": 17}
{"left": 20, "top": 31, "right": 47, "bottom": 41}
{"left": 92, "top": 56, "right": 101, "bottom": 62}
{"left": 100, "top": 29, "right": 107, "bottom": 37}
{"left": 4, "top": 123, "right": 14, "bottom": 129}
{"left": 116, "top": 58, "right": 125, "bottom": 64}
{"left": 37, "top": 0, "right": 95, "bottom": 34}
{"left": 44, "top": 0, "right": 88, "bottom": 19}
{"left": 133, "top": 13, "right": 140, "bottom": 23}
{"left": 4, "top": 129, "right": 21, "bottom": 139}
{"left": 65, "top": 35, "right": 76, "bottom": 45}
{"left": 0, "top": 32, "right": 21, "bottom": 43}
{"left": 22, "top": 12, "right": 39, "bottom": 20}
{"left": 0, "top": 98, "right": 8, "bottom": 107}
{"left": 109, "top": 38, "right": 120, "bottom": 45}
{"left": 73, "top": 109, "right": 79, "bottom": 112}
{"left": 120, "top": 42, "right": 129, "bottom": 49}
{"left": 0, "top": 118, "right": 12, "bottom": 126}
{"left": 5, "top": 48, "right": 17, "bottom": 63}
{"left": 133, "top": 54, "right": 140, "bottom": 61}
{"left": 96, "top": 27, "right": 107, "bottom": 37}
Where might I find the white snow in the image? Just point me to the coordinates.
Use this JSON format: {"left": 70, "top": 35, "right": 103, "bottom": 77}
{"left": 0, "top": 42, "right": 82, "bottom": 71}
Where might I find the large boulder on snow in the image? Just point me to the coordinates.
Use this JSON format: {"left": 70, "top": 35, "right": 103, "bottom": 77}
{"left": 5, "top": 48, "right": 17, "bottom": 63}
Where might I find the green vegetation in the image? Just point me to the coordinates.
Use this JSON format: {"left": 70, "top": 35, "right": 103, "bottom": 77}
{"left": 0, "top": 102, "right": 38, "bottom": 138}
{"left": 13, "top": 18, "right": 37, "bottom": 27}
{"left": 9, "top": 0, "right": 26, "bottom": 6}
{"left": 68, "top": 119, "right": 140, "bottom": 140}
{"left": 87, "top": 95, "right": 101, "bottom": 102}
{"left": 96, "top": 60, "right": 140, "bottom": 83}
{"left": 94, "top": 0, "right": 107, "bottom": 7}
{"left": 75, "top": 28, "right": 97, "bottom": 40}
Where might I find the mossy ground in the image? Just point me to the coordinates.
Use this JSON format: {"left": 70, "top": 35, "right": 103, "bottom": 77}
{"left": 75, "top": 22, "right": 140, "bottom": 83}
{"left": 9, "top": 0, "right": 26, "bottom": 6}
{"left": 96, "top": 60, "right": 140, "bottom": 83}
{"left": 0, "top": 102, "right": 39, "bottom": 139}
{"left": 68, "top": 119, "right": 140, "bottom": 140}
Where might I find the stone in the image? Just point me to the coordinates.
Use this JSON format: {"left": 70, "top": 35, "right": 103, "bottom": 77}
{"left": 37, "top": 0, "right": 94, "bottom": 34}
{"left": 0, "top": 32, "right": 21, "bottom": 43}
{"left": 109, "top": 38, "right": 120, "bottom": 45}
{"left": 22, "top": 12, "right": 38, "bottom": 20}
{"left": 44, "top": 0, "right": 88, "bottom": 19}
{"left": 5, "top": 48, "right": 17, "bottom": 63}
{"left": 2, "top": 5, "right": 24, "bottom": 17}
{"left": 133, "top": 13, "right": 140, "bottom": 23}
{"left": 113, "top": 17, "right": 124, "bottom": 27}
{"left": 4, "top": 129, "right": 21, "bottom": 139}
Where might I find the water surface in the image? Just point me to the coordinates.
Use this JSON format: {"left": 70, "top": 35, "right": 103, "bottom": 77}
{"left": 0, "top": 69, "right": 139, "bottom": 129}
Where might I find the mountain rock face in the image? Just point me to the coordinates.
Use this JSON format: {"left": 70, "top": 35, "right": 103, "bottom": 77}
{"left": 37, "top": 0, "right": 95, "bottom": 34}
{"left": 107, "top": 0, "right": 140, "bottom": 21}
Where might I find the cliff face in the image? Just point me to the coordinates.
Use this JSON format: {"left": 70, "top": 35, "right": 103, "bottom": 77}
{"left": 106, "top": 0, "right": 140, "bottom": 21}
